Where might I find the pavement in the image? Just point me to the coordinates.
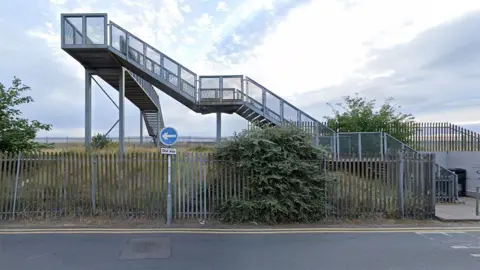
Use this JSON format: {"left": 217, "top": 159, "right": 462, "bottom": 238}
{"left": 436, "top": 197, "right": 480, "bottom": 221}
{"left": 2, "top": 227, "right": 480, "bottom": 270}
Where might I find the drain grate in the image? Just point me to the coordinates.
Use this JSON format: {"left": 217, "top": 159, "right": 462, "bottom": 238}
{"left": 119, "top": 237, "right": 171, "bottom": 260}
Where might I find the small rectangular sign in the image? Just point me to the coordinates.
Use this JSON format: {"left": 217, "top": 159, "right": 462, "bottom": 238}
{"left": 161, "top": 148, "right": 177, "bottom": 155}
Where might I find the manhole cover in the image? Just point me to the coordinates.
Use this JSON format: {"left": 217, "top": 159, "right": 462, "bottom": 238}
{"left": 119, "top": 237, "right": 171, "bottom": 260}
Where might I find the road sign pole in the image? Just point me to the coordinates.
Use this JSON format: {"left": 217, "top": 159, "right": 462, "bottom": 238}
{"left": 159, "top": 126, "right": 178, "bottom": 227}
{"left": 167, "top": 153, "right": 172, "bottom": 226}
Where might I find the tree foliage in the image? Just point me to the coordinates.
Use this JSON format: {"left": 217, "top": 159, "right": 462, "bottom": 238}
{"left": 0, "top": 77, "right": 52, "bottom": 153}
{"left": 324, "top": 93, "right": 416, "bottom": 143}
{"left": 214, "top": 125, "right": 335, "bottom": 224}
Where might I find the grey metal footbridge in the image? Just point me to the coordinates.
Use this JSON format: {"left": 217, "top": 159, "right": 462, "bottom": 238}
{"left": 60, "top": 13, "right": 334, "bottom": 153}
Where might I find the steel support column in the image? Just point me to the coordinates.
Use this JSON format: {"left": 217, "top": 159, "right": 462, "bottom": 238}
{"left": 156, "top": 110, "right": 161, "bottom": 148}
{"left": 85, "top": 69, "right": 92, "bottom": 150}
{"left": 216, "top": 112, "right": 221, "bottom": 143}
{"left": 140, "top": 111, "right": 143, "bottom": 145}
{"left": 119, "top": 68, "right": 125, "bottom": 154}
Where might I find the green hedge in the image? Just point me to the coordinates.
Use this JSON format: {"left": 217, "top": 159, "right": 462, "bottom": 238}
{"left": 215, "top": 125, "right": 335, "bottom": 224}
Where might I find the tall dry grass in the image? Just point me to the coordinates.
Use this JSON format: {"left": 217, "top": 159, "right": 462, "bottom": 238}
{"left": 47, "top": 141, "right": 216, "bottom": 153}
{"left": 0, "top": 148, "right": 215, "bottom": 220}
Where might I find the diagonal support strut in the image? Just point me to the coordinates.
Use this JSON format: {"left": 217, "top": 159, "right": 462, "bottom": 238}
{"left": 92, "top": 75, "right": 119, "bottom": 109}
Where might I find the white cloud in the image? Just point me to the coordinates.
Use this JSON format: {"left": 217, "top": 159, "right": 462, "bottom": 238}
{"left": 205, "top": 0, "right": 278, "bottom": 46}
{"left": 49, "top": 0, "right": 68, "bottom": 4}
{"left": 417, "top": 107, "right": 480, "bottom": 124}
{"left": 211, "top": 26, "right": 224, "bottom": 43}
{"left": 221, "top": 0, "right": 480, "bottom": 99}
{"left": 27, "top": 23, "right": 85, "bottom": 81}
{"left": 181, "top": 4, "right": 192, "bottom": 13}
{"left": 232, "top": 34, "right": 241, "bottom": 44}
{"left": 196, "top": 13, "right": 213, "bottom": 28}
{"left": 183, "top": 35, "right": 196, "bottom": 45}
{"left": 216, "top": 1, "right": 228, "bottom": 11}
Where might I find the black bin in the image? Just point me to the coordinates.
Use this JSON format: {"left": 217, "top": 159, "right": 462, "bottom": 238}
{"left": 448, "top": 168, "right": 467, "bottom": 197}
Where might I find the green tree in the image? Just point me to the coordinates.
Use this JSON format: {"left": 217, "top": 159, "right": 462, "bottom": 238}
{"left": 324, "top": 93, "right": 416, "bottom": 144}
{"left": 213, "top": 125, "right": 335, "bottom": 224}
{"left": 0, "top": 77, "right": 53, "bottom": 153}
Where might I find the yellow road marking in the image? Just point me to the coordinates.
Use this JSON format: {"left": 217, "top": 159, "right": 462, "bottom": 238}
{"left": 3, "top": 226, "right": 480, "bottom": 232}
{"left": 1, "top": 227, "right": 480, "bottom": 235}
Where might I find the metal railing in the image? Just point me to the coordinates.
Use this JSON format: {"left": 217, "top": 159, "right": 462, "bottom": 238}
{"left": 37, "top": 132, "right": 459, "bottom": 203}
{"left": 35, "top": 136, "right": 235, "bottom": 145}
{"left": 109, "top": 21, "right": 197, "bottom": 103}
{"left": 0, "top": 151, "right": 436, "bottom": 220}
{"left": 436, "top": 165, "right": 458, "bottom": 203}
{"left": 126, "top": 71, "right": 161, "bottom": 110}
{"left": 333, "top": 132, "right": 459, "bottom": 203}
{"left": 197, "top": 76, "right": 335, "bottom": 136}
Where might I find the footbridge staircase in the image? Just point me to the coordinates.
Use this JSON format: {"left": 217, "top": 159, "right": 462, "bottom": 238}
{"left": 61, "top": 13, "right": 334, "bottom": 148}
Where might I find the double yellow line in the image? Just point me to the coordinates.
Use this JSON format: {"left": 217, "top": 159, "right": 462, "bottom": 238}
{"left": 1, "top": 226, "right": 480, "bottom": 235}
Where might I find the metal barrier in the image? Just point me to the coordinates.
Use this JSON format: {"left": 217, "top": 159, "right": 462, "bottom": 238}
{"left": 332, "top": 132, "right": 459, "bottom": 203}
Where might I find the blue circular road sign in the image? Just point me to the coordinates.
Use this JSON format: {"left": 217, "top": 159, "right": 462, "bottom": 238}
{"left": 159, "top": 127, "right": 178, "bottom": 146}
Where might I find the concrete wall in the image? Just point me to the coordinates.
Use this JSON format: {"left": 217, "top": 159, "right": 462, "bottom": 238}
{"left": 433, "top": 152, "right": 449, "bottom": 168}
{"left": 431, "top": 152, "right": 480, "bottom": 197}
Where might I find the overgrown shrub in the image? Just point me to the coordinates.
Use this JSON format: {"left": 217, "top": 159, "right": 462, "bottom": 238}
{"left": 92, "top": 133, "right": 112, "bottom": 149}
{"left": 215, "top": 125, "right": 335, "bottom": 224}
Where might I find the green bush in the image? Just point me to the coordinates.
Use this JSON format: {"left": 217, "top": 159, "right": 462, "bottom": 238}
{"left": 91, "top": 133, "right": 112, "bottom": 149}
{"left": 215, "top": 125, "right": 335, "bottom": 224}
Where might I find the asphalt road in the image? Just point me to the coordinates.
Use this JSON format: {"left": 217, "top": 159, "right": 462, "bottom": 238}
{"left": 1, "top": 230, "right": 480, "bottom": 270}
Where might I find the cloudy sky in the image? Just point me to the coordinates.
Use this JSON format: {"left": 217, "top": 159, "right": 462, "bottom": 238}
{"left": 1, "top": 0, "right": 480, "bottom": 139}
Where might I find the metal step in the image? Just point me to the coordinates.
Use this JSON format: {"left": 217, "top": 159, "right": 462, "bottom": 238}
{"left": 142, "top": 110, "right": 164, "bottom": 145}
{"left": 236, "top": 105, "right": 274, "bottom": 127}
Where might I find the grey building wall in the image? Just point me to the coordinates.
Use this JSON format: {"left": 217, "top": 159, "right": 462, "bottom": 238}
{"left": 430, "top": 152, "right": 480, "bottom": 197}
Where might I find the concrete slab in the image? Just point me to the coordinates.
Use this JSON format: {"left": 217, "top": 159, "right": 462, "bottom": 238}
{"left": 119, "top": 237, "right": 171, "bottom": 260}
{"left": 436, "top": 197, "right": 480, "bottom": 221}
